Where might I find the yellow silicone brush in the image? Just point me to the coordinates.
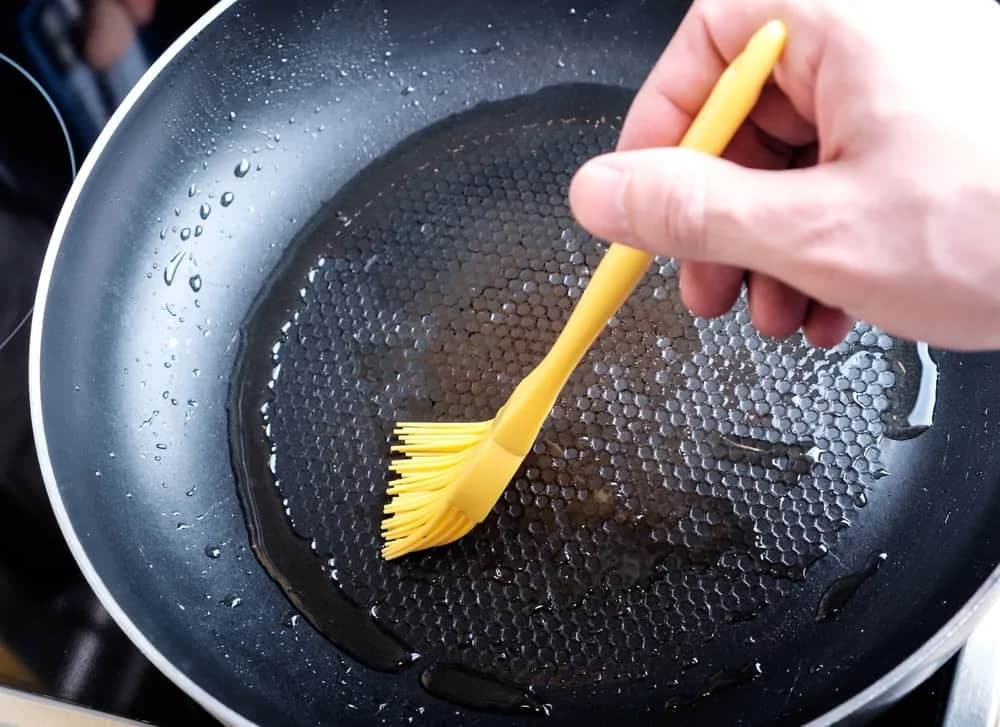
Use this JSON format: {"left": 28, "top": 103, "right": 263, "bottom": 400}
{"left": 382, "top": 20, "right": 788, "bottom": 560}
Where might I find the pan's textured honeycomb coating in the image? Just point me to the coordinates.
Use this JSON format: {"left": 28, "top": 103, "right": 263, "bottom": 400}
{"left": 253, "top": 86, "right": 902, "bottom": 688}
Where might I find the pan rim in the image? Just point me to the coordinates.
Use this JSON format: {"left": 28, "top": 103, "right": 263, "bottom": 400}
{"left": 26, "top": 1, "right": 252, "bottom": 726}
{"left": 25, "top": 1, "right": 1000, "bottom": 725}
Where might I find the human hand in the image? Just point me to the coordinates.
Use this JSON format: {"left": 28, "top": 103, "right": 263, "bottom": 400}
{"left": 569, "top": 0, "right": 1000, "bottom": 350}
{"left": 84, "top": 0, "right": 157, "bottom": 70}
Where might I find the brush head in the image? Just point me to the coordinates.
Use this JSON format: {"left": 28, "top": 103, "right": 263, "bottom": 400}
{"left": 382, "top": 420, "right": 526, "bottom": 560}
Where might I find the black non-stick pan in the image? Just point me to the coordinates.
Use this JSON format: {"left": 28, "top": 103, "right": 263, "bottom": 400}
{"left": 29, "top": 1, "right": 1000, "bottom": 725}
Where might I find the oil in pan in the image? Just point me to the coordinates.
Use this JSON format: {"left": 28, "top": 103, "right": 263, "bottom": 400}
{"left": 229, "top": 83, "right": 937, "bottom": 716}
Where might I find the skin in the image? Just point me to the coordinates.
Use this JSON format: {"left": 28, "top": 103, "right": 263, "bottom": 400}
{"left": 84, "top": 0, "right": 157, "bottom": 70}
{"left": 568, "top": 0, "right": 1000, "bottom": 350}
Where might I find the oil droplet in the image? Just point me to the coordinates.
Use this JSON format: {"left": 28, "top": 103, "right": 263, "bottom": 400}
{"left": 221, "top": 191, "right": 235, "bottom": 207}
{"left": 883, "top": 342, "right": 938, "bottom": 440}
{"left": 907, "top": 342, "right": 938, "bottom": 429}
{"left": 199, "top": 203, "right": 211, "bottom": 219}
{"left": 492, "top": 566, "right": 514, "bottom": 584}
{"left": 816, "top": 552, "right": 888, "bottom": 622}
{"left": 189, "top": 274, "right": 203, "bottom": 293}
{"left": 205, "top": 545, "right": 222, "bottom": 559}
{"left": 164, "top": 251, "right": 185, "bottom": 286}
{"left": 419, "top": 664, "right": 550, "bottom": 716}
{"left": 235, "top": 159, "right": 251, "bottom": 177}
{"left": 180, "top": 227, "right": 191, "bottom": 241}
{"left": 665, "top": 662, "right": 763, "bottom": 710}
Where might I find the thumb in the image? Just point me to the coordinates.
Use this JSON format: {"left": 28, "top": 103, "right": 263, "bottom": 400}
{"left": 568, "top": 147, "right": 846, "bottom": 274}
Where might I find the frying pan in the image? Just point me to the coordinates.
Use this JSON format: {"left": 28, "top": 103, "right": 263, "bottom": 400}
{"left": 28, "top": 1, "right": 1000, "bottom": 725}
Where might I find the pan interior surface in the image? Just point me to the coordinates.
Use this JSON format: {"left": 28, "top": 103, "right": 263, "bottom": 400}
{"left": 32, "top": 1, "right": 1000, "bottom": 726}
{"left": 233, "top": 81, "right": 953, "bottom": 719}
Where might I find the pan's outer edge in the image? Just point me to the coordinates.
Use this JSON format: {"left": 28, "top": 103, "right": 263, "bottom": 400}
{"left": 25, "top": 1, "right": 1000, "bottom": 725}
{"left": 26, "top": 2, "right": 252, "bottom": 727}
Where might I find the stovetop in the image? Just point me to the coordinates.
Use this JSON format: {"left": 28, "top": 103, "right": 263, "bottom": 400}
{"left": 0, "top": 2, "right": 960, "bottom": 725}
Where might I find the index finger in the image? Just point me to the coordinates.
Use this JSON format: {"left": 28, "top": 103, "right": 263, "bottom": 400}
{"left": 618, "top": 0, "right": 808, "bottom": 151}
{"left": 617, "top": 6, "right": 726, "bottom": 151}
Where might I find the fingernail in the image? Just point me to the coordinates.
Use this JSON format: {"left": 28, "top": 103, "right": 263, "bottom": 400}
{"left": 571, "top": 159, "right": 628, "bottom": 239}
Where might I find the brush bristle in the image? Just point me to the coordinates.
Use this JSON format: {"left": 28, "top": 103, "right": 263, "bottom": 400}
{"left": 381, "top": 420, "right": 490, "bottom": 560}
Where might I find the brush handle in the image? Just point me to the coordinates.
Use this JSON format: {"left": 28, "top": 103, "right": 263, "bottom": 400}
{"left": 496, "top": 20, "right": 787, "bottom": 452}
{"left": 538, "top": 20, "right": 788, "bottom": 384}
